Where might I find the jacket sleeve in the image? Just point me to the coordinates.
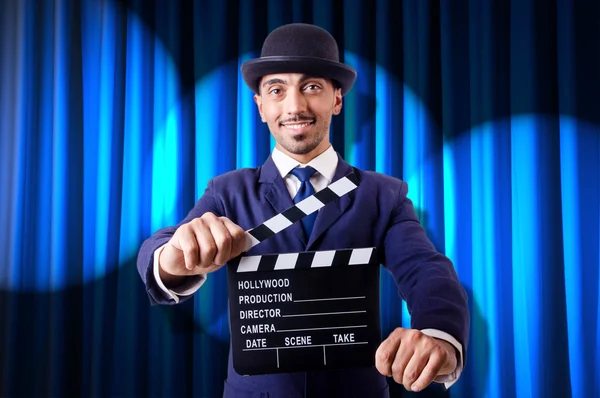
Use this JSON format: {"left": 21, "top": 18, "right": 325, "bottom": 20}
{"left": 136, "top": 179, "right": 224, "bottom": 305}
{"left": 381, "top": 180, "right": 470, "bottom": 360}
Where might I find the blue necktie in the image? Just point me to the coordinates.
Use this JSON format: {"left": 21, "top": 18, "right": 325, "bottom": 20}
{"left": 290, "top": 166, "right": 317, "bottom": 238}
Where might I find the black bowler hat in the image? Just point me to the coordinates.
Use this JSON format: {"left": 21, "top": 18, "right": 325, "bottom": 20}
{"left": 241, "top": 23, "right": 357, "bottom": 96}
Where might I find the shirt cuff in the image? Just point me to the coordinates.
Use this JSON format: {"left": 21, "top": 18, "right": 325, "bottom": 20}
{"left": 420, "top": 328, "right": 463, "bottom": 389}
{"left": 152, "top": 244, "right": 206, "bottom": 303}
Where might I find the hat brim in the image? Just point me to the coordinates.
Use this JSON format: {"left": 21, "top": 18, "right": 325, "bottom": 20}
{"left": 241, "top": 56, "right": 357, "bottom": 96}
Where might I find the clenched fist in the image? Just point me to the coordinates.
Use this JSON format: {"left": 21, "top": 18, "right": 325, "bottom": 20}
{"left": 158, "top": 212, "right": 247, "bottom": 287}
{"left": 375, "top": 328, "right": 458, "bottom": 392}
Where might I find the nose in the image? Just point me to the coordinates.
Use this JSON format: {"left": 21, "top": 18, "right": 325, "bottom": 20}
{"left": 284, "top": 88, "right": 307, "bottom": 115}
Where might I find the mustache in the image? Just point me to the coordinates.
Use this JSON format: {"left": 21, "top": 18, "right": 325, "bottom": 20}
{"left": 279, "top": 115, "right": 315, "bottom": 124}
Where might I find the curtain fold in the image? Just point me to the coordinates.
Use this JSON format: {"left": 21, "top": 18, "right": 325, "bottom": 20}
{"left": 0, "top": 0, "right": 598, "bottom": 397}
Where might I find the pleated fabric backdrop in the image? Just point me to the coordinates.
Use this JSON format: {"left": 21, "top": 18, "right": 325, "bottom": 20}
{"left": 0, "top": 0, "right": 598, "bottom": 397}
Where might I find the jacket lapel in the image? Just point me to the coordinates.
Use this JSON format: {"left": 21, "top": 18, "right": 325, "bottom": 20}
{"left": 259, "top": 155, "right": 309, "bottom": 246}
{"left": 307, "top": 155, "right": 357, "bottom": 249}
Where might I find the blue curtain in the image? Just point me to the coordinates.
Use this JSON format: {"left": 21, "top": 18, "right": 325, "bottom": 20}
{"left": 0, "top": 0, "right": 598, "bottom": 397}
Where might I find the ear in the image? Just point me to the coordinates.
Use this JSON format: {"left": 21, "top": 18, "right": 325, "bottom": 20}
{"left": 332, "top": 88, "right": 343, "bottom": 115}
{"left": 254, "top": 94, "right": 266, "bottom": 122}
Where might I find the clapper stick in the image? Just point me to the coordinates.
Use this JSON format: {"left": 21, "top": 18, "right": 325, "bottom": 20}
{"left": 242, "top": 172, "right": 360, "bottom": 252}
{"left": 227, "top": 171, "right": 381, "bottom": 376}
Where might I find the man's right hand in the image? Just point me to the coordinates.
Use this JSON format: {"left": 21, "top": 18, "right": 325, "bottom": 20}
{"left": 158, "top": 212, "right": 247, "bottom": 287}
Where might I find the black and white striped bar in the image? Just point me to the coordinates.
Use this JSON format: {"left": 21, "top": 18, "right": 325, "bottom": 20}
{"left": 230, "top": 247, "right": 375, "bottom": 273}
{"left": 243, "top": 172, "right": 360, "bottom": 251}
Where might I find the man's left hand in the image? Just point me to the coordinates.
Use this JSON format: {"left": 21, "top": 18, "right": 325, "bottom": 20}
{"left": 375, "top": 327, "right": 457, "bottom": 392}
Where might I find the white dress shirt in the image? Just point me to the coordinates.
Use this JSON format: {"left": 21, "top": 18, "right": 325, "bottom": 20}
{"left": 152, "top": 145, "right": 463, "bottom": 387}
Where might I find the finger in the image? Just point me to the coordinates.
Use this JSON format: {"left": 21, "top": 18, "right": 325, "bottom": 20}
{"left": 208, "top": 218, "right": 233, "bottom": 266}
{"left": 375, "top": 330, "right": 403, "bottom": 377}
{"left": 390, "top": 340, "right": 413, "bottom": 386}
{"left": 409, "top": 352, "right": 445, "bottom": 392}
{"left": 220, "top": 217, "right": 247, "bottom": 258}
{"left": 402, "top": 349, "right": 429, "bottom": 391}
{"left": 174, "top": 225, "right": 200, "bottom": 271}
{"left": 193, "top": 221, "right": 218, "bottom": 268}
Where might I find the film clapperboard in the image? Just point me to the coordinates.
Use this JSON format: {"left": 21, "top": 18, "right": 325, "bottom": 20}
{"left": 227, "top": 172, "right": 382, "bottom": 375}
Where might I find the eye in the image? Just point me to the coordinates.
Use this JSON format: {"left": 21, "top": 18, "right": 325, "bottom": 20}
{"left": 268, "top": 88, "right": 282, "bottom": 95}
{"left": 305, "top": 84, "right": 321, "bottom": 92}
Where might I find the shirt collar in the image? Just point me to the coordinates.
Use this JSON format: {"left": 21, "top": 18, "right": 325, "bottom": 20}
{"left": 271, "top": 145, "right": 338, "bottom": 183}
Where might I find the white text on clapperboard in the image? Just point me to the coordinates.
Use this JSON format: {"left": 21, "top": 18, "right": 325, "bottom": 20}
{"left": 237, "top": 278, "right": 359, "bottom": 349}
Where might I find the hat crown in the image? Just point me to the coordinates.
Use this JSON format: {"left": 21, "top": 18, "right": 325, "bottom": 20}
{"left": 260, "top": 23, "right": 339, "bottom": 62}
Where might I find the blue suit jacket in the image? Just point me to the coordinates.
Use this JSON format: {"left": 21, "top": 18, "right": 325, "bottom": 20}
{"left": 137, "top": 153, "right": 469, "bottom": 398}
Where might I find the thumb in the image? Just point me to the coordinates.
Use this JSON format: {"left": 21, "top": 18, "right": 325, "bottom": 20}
{"left": 160, "top": 236, "right": 189, "bottom": 269}
{"left": 168, "top": 235, "right": 182, "bottom": 251}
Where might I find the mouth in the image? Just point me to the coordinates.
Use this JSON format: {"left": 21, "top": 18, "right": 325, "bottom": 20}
{"left": 280, "top": 120, "right": 315, "bottom": 134}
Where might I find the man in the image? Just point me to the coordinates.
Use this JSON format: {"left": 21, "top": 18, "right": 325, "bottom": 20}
{"left": 137, "top": 23, "right": 469, "bottom": 398}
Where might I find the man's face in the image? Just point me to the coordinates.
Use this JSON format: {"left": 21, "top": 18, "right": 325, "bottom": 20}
{"left": 254, "top": 73, "right": 342, "bottom": 161}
